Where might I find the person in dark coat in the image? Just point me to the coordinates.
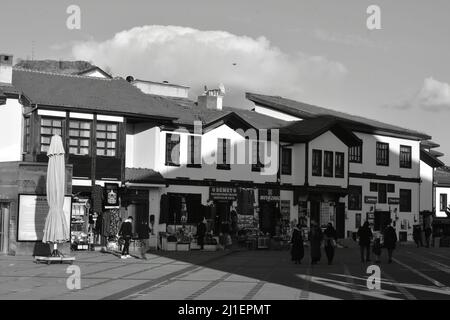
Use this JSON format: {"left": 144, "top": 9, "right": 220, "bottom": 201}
{"left": 323, "top": 223, "right": 337, "bottom": 265}
{"left": 424, "top": 226, "right": 432, "bottom": 248}
{"left": 291, "top": 224, "right": 304, "bottom": 264}
{"left": 372, "top": 235, "right": 382, "bottom": 263}
{"left": 357, "top": 221, "right": 373, "bottom": 263}
{"left": 413, "top": 225, "right": 423, "bottom": 248}
{"left": 383, "top": 219, "right": 397, "bottom": 263}
{"left": 137, "top": 219, "right": 152, "bottom": 260}
{"left": 309, "top": 220, "right": 323, "bottom": 265}
{"left": 119, "top": 216, "right": 133, "bottom": 259}
{"left": 197, "top": 217, "right": 207, "bottom": 250}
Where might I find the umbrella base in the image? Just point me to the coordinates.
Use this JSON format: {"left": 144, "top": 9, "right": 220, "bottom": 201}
{"left": 34, "top": 256, "right": 75, "bottom": 265}
{"left": 51, "top": 249, "right": 64, "bottom": 257}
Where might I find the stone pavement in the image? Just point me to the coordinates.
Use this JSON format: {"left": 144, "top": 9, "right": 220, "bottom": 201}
{"left": 1, "top": 245, "right": 450, "bottom": 300}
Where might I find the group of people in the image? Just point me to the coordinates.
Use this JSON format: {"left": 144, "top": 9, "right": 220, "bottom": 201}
{"left": 291, "top": 218, "right": 400, "bottom": 265}
{"left": 290, "top": 221, "right": 338, "bottom": 265}
{"left": 357, "top": 219, "right": 397, "bottom": 264}
{"left": 412, "top": 224, "right": 433, "bottom": 248}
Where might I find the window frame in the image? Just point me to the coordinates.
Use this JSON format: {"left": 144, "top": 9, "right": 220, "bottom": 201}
{"left": 312, "top": 149, "right": 322, "bottom": 177}
{"left": 187, "top": 135, "right": 202, "bottom": 168}
{"left": 23, "top": 116, "right": 31, "bottom": 153}
{"left": 323, "top": 151, "right": 334, "bottom": 177}
{"left": 376, "top": 142, "right": 389, "bottom": 166}
{"left": 440, "top": 194, "right": 448, "bottom": 212}
{"left": 399, "top": 145, "right": 412, "bottom": 169}
{"left": 378, "top": 183, "right": 387, "bottom": 204}
{"left": 165, "top": 133, "right": 181, "bottom": 166}
{"left": 400, "top": 189, "right": 412, "bottom": 212}
{"left": 348, "top": 185, "right": 362, "bottom": 211}
{"left": 69, "top": 119, "right": 92, "bottom": 156}
{"left": 281, "top": 147, "right": 292, "bottom": 175}
{"left": 335, "top": 152, "right": 345, "bottom": 178}
{"left": 349, "top": 145, "right": 362, "bottom": 163}
{"left": 217, "top": 138, "right": 231, "bottom": 170}
{"left": 39, "top": 117, "right": 64, "bottom": 153}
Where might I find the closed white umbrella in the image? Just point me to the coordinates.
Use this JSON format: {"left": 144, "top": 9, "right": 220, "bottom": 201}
{"left": 42, "top": 134, "right": 69, "bottom": 256}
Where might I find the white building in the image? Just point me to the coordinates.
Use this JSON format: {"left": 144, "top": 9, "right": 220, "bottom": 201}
{"left": 246, "top": 92, "right": 440, "bottom": 241}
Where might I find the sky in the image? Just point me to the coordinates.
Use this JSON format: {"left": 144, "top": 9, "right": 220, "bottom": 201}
{"left": 1, "top": 0, "right": 449, "bottom": 164}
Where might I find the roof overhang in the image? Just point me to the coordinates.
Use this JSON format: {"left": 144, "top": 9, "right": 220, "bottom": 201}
{"left": 421, "top": 149, "right": 445, "bottom": 168}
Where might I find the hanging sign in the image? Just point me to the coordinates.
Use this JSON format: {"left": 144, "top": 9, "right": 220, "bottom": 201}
{"left": 209, "top": 187, "right": 238, "bottom": 201}
{"left": 259, "top": 188, "right": 280, "bottom": 201}
{"left": 104, "top": 183, "right": 119, "bottom": 208}
{"left": 388, "top": 197, "right": 400, "bottom": 205}
{"left": 364, "top": 196, "right": 378, "bottom": 204}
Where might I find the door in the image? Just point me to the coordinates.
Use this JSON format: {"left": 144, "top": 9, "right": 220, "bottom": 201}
{"left": 259, "top": 202, "right": 276, "bottom": 236}
{"left": 0, "top": 203, "right": 10, "bottom": 254}
{"left": 374, "top": 211, "right": 391, "bottom": 231}
{"left": 128, "top": 202, "right": 149, "bottom": 238}
{"left": 335, "top": 202, "right": 345, "bottom": 238}
{"left": 310, "top": 201, "right": 321, "bottom": 226}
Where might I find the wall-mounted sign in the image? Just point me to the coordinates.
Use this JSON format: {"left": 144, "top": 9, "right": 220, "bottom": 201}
{"left": 104, "top": 183, "right": 119, "bottom": 208}
{"left": 388, "top": 197, "right": 400, "bottom": 205}
{"left": 364, "top": 196, "right": 378, "bottom": 204}
{"left": 210, "top": 187, "right": 238, "bottom": 201}
{"left": 259, "top": 188, "right": 280, "bottom": 201}
{"left": 18, "top": 194, "right": 72, "bottom": 241}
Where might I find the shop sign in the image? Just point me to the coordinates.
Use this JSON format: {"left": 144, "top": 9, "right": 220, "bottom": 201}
{"left": 104, "top": 183, "right": 119, "bottom": 208}
{"left": 364, "top": 196, "right": 378, "bottom": 204}
{"left": 17, "top": 194, "right": 72, "bottom": 241}
{"left": 259, "top": 188, "right": 280, "bottom": 201}
{"left": 388, "top": 197, "right": 400, "bottom": 205}
{"left": 210, "top": 187, "right": 238, "bottom": 201}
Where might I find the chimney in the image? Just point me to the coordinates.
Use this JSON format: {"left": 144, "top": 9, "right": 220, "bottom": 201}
{"left": 0, "top": 54, "right": 13, "bottom": 84}
{"left": 198, "top": 85, "right": 225, "bottom": 110}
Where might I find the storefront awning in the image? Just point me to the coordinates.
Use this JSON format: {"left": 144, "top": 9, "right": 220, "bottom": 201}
{"left": 124, "top": 168, "right": 166, "bottom": 186}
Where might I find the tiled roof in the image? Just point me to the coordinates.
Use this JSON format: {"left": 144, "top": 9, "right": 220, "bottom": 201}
{"left": 224, "top": 107, "right": 288, "bottom": 129}
{"left": 421, "top": 149, "right": 445, "bottom": 168}
{"left": 125, "top": 168, "right": 165, "bottom": 184}
{"left": 279, "top": 117, "right": 362, "bottom": 146}
{"left": 246, "top": 92, "right": 431, "bottom": 140}
{"left": 435, "top": 168, "right": 450, "bottom": 186}
{"left": 12, "top": 69, "right": 180, "bottom": 120}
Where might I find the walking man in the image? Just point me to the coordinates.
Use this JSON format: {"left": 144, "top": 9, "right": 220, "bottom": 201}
{"left": 197, "top": 217, "right": 207, "bottom": 250}
{"left": 323, "top": 223, "right": 337, "bottom": 265}
{"left": 357, "top": 221, "right": 373, "bottom": 263}
{"left": 119, "top": 216, "right": 133, "bottom": 259}
{"left": 383, "top": 219, "right": 397, "bottom": 263}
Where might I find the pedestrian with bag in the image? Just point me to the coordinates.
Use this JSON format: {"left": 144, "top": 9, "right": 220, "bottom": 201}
{"left": 309, "top": 220, "right": 323, "bottom": 265}
{"left": 291, "top": 223, "right": 304, "bottom": 264}
{"left": 137, "top": 219, "right": 152, "bottom": 260}
{"left": 383, "top": 219, "right": 397, "bottom": 263}
{"left": 119, "top": 216, "right": 133, "bottom": 259}
{"left": 357, "top": 221, "right": 373, "bottom": 263}
{"left": 323, "top": 223, "right": 337, "bottom": 265}
{"left": 413, "top": 225, "right": 423, "bottom": 248}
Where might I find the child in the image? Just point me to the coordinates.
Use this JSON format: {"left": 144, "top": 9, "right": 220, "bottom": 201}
{"left": 372, "top": 235, "right": 382, "bottom": 264}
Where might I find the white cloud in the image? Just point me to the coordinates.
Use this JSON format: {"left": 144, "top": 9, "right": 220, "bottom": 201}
{"left": 70, "top": 25, "right": 348, "bottom": 106}
{"left": 313, "top": 29, "right": 387, "bottom": 50}
{"left": 391, "top": 77, "right": 450, "bottom": 112}
{"left": 415, "top": 77, "right": 450, "bottom": 111}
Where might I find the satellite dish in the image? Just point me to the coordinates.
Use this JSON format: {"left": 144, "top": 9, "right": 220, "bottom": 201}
{"left": 126, "top": 75, "right": 134, "bottom": 82}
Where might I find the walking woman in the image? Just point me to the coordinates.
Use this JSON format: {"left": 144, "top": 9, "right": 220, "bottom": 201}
{"left": 323, "top": 223, "right": 337, "bottom": 265}
{"left": 291, "top": 224, "right": 304, "bottom": 264}
{"left": 383, "top": 219, "right": 397, "bottom": 263}
{"left": 309, "top": 220, "right": 323, "bottom": 265}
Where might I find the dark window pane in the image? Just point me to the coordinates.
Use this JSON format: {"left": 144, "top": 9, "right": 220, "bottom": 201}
{"left": 348, "top": 185, "right": 362, "bottom": 210}
{"left": 400, "top": 189, "right": 412, "bottom": 212}
{"left": 324, "top": 151, "right": 333, "bottom": 177}
{"left": 312, "top": 149, "right": 322, "bottom": 176}
{"left": 400, "top": 145, "right": 412, "bottom": 168}
{"left": 376, "top": 142, "right": 389, "bottom": 166}
{"left": 378, "top": 183, "right": 387, "bottom": 203}
{"left": 335, "top": 152, "right": 344, "bottom": 178}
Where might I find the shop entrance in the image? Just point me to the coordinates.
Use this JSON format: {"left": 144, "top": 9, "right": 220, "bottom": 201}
{"left": 374, "top": 211, "right": 391, "bottom": 231}
{"left": 0, "top": 203, "right": 10, "bottom": 254}
{"left": 216, "top": 201, "right": 231, "bottom": 235}
{"left": 310, "top": 201, "right": 321, "bottom": 226}
{"left": 335, "top": 202, "right": 345, "bottom": 238}
{"left": 128, "top": 202, "right": 149, "bottom": 238}
{"left": 259, "top": 201, "right": 277, "bottom": 236}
